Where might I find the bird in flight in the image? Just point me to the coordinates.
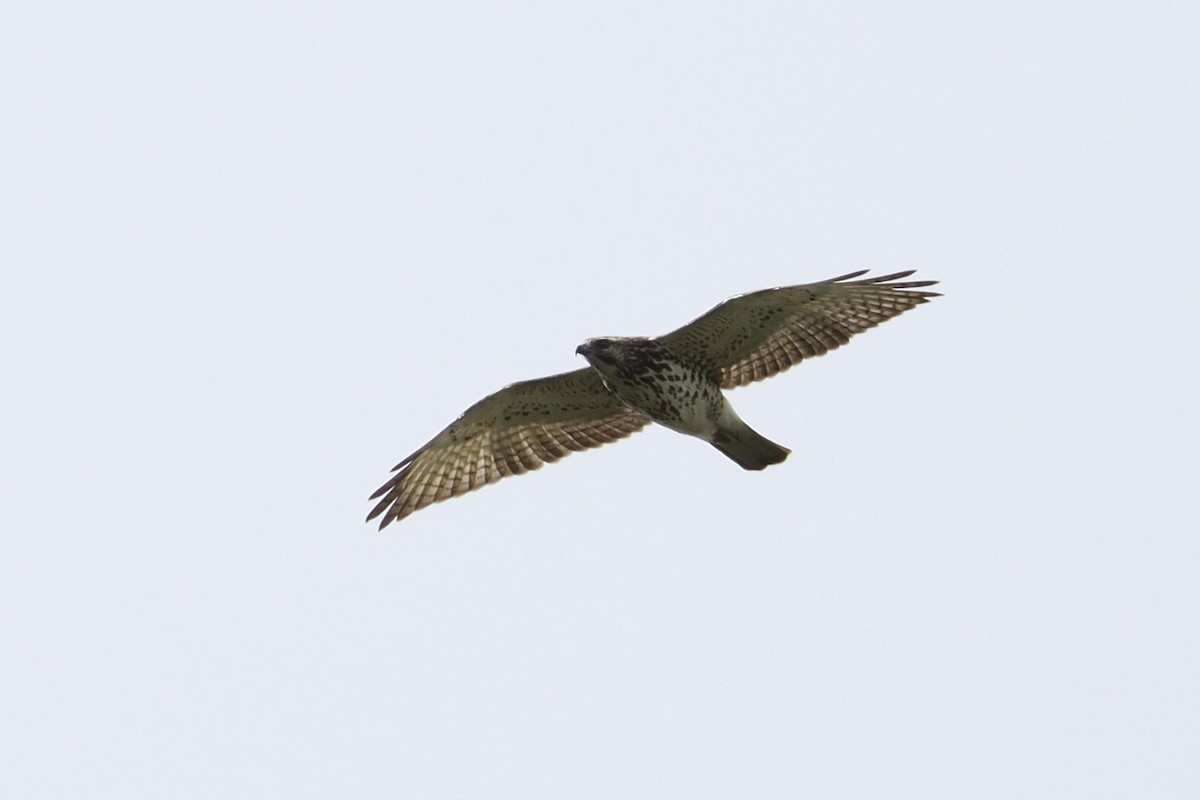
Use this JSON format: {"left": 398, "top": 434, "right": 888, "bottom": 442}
{"left": 368, "top": 270, "right": 939, "bottom": 527}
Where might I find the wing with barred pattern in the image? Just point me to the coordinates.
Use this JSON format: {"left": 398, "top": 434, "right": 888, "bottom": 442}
{"left": 367, "top": 368, "right": 649, "bottom": 528}
{"left": 657, "top": 270, "right": 940, "bottom": 388}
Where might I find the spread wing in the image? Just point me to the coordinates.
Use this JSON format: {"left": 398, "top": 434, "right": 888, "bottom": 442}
{"left": 367, "top": 368, "right": 649, "bottom": 528}
{"left": 657, "top": 270, "right": 940, "bottom": 389}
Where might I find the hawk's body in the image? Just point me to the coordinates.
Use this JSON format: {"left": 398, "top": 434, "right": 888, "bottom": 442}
{"left": 368, "top": 270, "right": 939, "bottom": 527}
{"left": 575, "top": 337, "right": 789, "bottom": 470}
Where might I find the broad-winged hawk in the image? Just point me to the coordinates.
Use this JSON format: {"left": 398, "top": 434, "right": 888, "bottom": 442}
{"left": 368, "top": 270, "right": 939, "bottom": 527}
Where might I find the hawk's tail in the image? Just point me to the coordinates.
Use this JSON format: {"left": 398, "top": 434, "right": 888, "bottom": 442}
{"left": 711, "top": 421, "right": 790, "bottom": 471}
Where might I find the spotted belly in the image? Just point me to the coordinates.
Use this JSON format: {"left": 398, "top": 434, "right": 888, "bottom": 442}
{"left": 600, "top": 359, "right": 724, "bottom": 438}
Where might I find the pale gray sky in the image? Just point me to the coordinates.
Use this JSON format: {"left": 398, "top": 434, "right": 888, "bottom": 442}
{"left": 3, "top": 2, "right": 1198, "bottom": 797}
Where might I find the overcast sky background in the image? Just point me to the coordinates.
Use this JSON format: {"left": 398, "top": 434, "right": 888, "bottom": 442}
{"left": 3, "top": 2, "right": 1198, "bottom": 797}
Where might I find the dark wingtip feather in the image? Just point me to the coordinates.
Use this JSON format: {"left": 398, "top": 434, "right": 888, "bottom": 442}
{"left": 828, "top": 269, "right": 872, "bottom": 282}
{"left": 858, "top": 269, "right": 918, "bottom": 283}
{"left": 839, "top": 269, "right": 941, "bottom": 298}
{"left": 365, "top": 491, "right": 391, "bottom": 521}
{"left": 832, "top": 269, "right": 941, "bottom": 289}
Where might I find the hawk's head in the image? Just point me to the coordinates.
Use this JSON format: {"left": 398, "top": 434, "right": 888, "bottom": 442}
{"left": 577, "top": 337, "right": 631, "bottom": 362}
{"left": 576, "top": 338, "right": 609, "bottom": 357}
{"left": 576, "top": 336, "right": 664, "bottom": 376}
